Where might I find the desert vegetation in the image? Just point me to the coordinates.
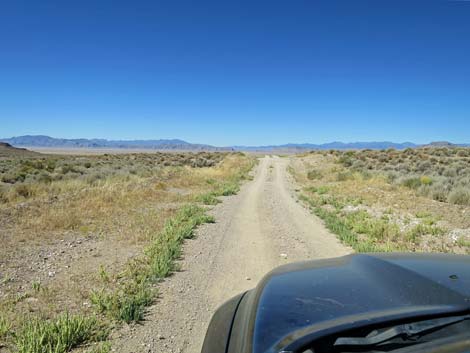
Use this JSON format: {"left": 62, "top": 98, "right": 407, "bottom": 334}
{"left": 291, "top": 147, "right": 470, "bottom": 254}
{"left": 0, "top": 150, "right": 254, "bottom": 353}
{"left": 335, "top": 147, "right": 470, "bottom": 205}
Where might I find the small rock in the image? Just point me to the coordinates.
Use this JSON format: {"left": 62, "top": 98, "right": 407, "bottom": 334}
{"left": 245, "top": 277, "right": 251, "bottom": 281}
{"left": 48, "top": 271, "right": 55, "bottom": 277}
{"left": 280, "top": 253, "right": 288, "bottom": 258}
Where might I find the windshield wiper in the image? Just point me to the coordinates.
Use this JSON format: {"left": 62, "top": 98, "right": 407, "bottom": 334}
{"left": 334, "top": 314, "right": 470, "bottom": 348}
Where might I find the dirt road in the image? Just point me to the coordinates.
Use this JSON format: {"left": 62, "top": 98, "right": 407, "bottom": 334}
{"left": 116, "top": 155, "right": 350, "bottom": 353}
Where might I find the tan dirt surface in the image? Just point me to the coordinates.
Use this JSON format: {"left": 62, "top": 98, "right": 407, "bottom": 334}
{"left": 114, "top": 155, "right": 350, "bottom": 353}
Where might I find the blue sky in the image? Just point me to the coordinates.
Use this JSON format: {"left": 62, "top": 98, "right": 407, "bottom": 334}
{"left": 0, "top": 0, "right": 469, "bottom": 146}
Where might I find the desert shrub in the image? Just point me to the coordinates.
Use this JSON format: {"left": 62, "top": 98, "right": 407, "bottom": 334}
{"left": 386, "top": 172, "right": 399, "bottom": 183}
{"left": 45, "top": 160, "right": 57, "bottom": 172}
{"left": 36, "top": 171, "right": 52, "bottom": 183}
{"left": 351, "top": 160, "right": 366, "bottom": 170}
{"left": 457, "top": 149, "right": 469, "bottom": 157}
{"left": 14, "top": 184, "right": 35, "bottom": 198}
{"left": 60, "top": 164, "right": 77, "bottom": 174}
{"left": 84, "top": 173, "right": 103, "bottom": 185}
{"left": 457, "top": 176, "right": 470, "bottom": 187}
{"left": 447, "top": 187, "right": 470, "bottom": 205}
{"left": 420, "top": 176, "right": 432, "bottom": 185}
{"left": 416, "top": 161, "right": 432, "bottom": 172}
{"left": 401, "top": 177, "right": 421, "bottom": 189}
{"left": 336, "top": 171, "right": 353, "bottom": 181}
{"left": 426, "top": 180, "right": 450, "bottom": 202}
{"left": 2, "top": 171, "right": 26, "bottom": 184}
{"left": 307, "top": 169, "right": 322, "bottom": 180}
{"left": 0, "top": 185, "right": 8, "bottom": 203}
{"left": 338, "top": 155, "right": 353, "bottom": 167}
{"left": 443, "top": 166, "right": 458, "bottom": 177}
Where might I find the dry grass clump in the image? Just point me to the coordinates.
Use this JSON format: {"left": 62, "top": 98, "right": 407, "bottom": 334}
{"left": 330, "top": 147, "right": 470, "bottom": 205}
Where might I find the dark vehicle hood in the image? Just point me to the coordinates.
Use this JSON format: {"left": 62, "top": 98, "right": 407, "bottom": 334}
{"left": 245, "top": 253, "right": 470, "bottom": 353}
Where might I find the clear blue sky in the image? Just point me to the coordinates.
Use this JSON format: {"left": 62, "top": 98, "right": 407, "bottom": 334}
{"left": 1, "top": 0, "right": 469, "bottom": 146}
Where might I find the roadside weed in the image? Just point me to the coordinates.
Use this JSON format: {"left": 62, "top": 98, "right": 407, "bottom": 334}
{"left": 0, "top": 315, "right": 11, "bottom": 340}
{"left": 15, "top": 313, "right": 98, "bottom": 353}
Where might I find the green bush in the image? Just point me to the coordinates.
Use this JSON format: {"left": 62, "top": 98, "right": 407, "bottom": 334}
{"left": 430, "top": 183, "right": 449, "bottom": 202}
{"left": 402, "top": 177, "right": 421, "bottom": 189}
{"left": 60, "top": 165, "right": 77, "bottom": 174}
{"left": 420, "top": 175, "right": 432, "bottom": 185}
{"left": 307, "top": 169, "right": 322, "bottom": 180}
{"left": 338, "top": 155, "right": 353, "bottom": 167}
{"left": 448, "top": 187, "right": 470, "bottom": 205}
{"left": 2, "top": 172, "right": 26, "bottom": 184}
{"left": 36, "top": 172, "right": 52, "bottom": 183}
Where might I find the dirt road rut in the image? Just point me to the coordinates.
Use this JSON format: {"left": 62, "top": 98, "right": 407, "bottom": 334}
{"left": 116, "top": 156, "right": 350, "bottom": 353}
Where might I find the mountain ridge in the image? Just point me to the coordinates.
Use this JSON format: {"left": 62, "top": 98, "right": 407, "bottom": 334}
{"left": 0, "top": 135, "right": 231, "bottom": 151}
{"left": 1, "top": 135, "right": 469, "bottom": 151}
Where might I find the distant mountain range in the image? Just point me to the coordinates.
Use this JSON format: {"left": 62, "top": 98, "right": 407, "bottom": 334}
{"left": 1, "top": 135, "right": 468, "bottom": 152}
{"left": 0, "top": 135, "right": 231, "bottom": 151}
{"left": 232, "top": 141, "right": 419, "bottom": 151}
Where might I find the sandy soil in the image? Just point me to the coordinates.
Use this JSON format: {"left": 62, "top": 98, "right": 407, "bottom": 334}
{"left": 114, "top": 156, "right": 350, "bottom": 353}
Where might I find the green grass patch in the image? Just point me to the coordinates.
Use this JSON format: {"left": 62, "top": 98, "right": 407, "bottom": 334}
{"left": 457, "top": 237, "right": 470, "bottom": 250}
{"left": 87, "top": 342, "right": 111, "bottom": 353}
{"left": 406, "top": 223, "right": 445, "bottom": 243}
{"left": 216, "top": 182, "right": 240, "bottom": 196}
{"left": 308, "top": 185, "right": 330, "bottom": 195}
{"left": 300, "top": 194, "right": 399, "bottom": 253}
{"left": 0, "top": 315, "right": 11, "bottom": 341}
{"left": 15, "top": 313, "right": 101, "bottom": 353}
{"left": 344, "top": 211, "right": 401, "bottom": 242}
{"left": 91, "top": 282, "right": 152, "bottom": 323}
{"left": 196, "top": 192, "right": 221, "bottom": 205}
